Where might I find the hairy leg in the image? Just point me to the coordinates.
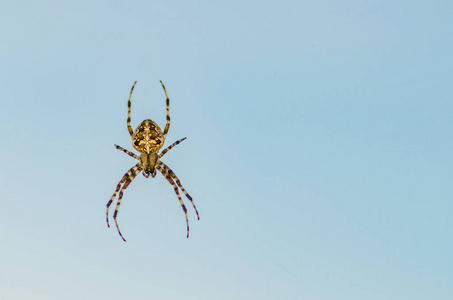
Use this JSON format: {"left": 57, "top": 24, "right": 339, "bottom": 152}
{"left": 160, "top": 80, "right": 171, "bottom": 141}
{"left": 159, "top": 137, "right": 186, "bottom": 159}
{"left": 157, "top": 162, "right": 190, "bottom": 238}
{"left": 127, "top": 81, "right": 137, "bottom": 136}
{"left": 106, "top": 163, "right": 141, "bottom": 228}
{"left": 158, "top": 161, "right": 199, "bottom": 220}
{"left": 115, "top": 144, "right": 140, "bottom": 160}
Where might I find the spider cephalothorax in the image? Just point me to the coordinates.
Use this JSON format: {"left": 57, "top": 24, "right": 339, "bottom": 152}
{"left": 106, "top": 81, "right": 199, "bottom": 241}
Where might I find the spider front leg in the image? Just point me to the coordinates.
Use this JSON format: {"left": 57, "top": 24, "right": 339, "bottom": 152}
{"left": 156, "top": 161, "right": 190, "bottom": 238}
{"left": 106, "top": 163, "right": 141, "bottom": 241}
{"left": 113, "top": 173, "right": 139, "bottom": 242}
{"left": 158, "top": 161, "right": 199, "bottom": 220}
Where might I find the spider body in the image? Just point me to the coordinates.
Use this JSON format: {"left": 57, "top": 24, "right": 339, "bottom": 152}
{"left": 139, "top": 152, "right": 158, "bottom": 178}
{"left": 132, "top": 119, "right": 164, "bottom": 154}
{"left": 106, "top": 81, "right": 199, "bottom": 241}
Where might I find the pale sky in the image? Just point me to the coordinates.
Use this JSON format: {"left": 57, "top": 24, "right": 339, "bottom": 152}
{"left": 1, "top": 1, "right": 452, "bottom": 299}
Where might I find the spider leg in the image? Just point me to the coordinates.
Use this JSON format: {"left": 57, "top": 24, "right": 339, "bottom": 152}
{"left": 106, "top": 163, "right": 141, "bottom": 228}
{"left": 158, "top": 161, "right": 200, "bottom": 220}
{"left": 158, "top": 137, "right": 186, "bottom": 159}
{"left": 113, "top": 167, "right": 140, "bottom": 242}
{"left": 115, "top": 144, "right": 140, "bottom": 160}
{"left": 160, "top": 80, "right": 171, "bottom": 141}
{"left": 106, "top": 179, "right": 127, "bottom": 228}
{"left": 156, "top": 162, "right": 190, "bottom": 238}
{"left": 127, "top": 81, "right": 137, "bottom": 136}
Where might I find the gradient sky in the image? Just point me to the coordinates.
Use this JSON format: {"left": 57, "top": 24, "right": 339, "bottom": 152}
{"left": 1, "top": 1, "right": 453, "bottom": 299}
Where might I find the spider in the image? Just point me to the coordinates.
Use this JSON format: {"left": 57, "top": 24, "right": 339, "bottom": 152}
{"left": 106, "top": 81, "right": 199, "bottom": 242}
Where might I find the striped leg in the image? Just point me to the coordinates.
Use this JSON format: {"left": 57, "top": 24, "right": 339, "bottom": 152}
{"left": 160, "top": 80, "right": 171, "bottom": 141}
{"left": 159, "top": 137, "right": 186, "bottom": 159}
{"left": 112, "top": 165, "right": 142, "bottom": 242}
{"left": 106, "top": 178, "right": 128, "bottom": 228}
{"left": 156, "top": 162, "right": 190, "bottom": 238}
{"left": 158, "top": 161, "right": 199, "bottom": 220}
{"left": 115, "top": 144, "right": 140, "bottom": 160}
{"left": 106, "top": 163, "right": 140, "bottom": 228}
{"left": 127, "top": 81, "right": 137, "bottom": 136}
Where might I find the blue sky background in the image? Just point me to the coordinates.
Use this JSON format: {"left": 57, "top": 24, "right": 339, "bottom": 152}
{"left": 1, "top": 0, "right": 453, "bottom": 299}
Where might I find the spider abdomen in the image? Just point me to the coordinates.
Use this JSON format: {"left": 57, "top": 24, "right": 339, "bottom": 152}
{"left": 132, "top": 119, "right": 164, "bottom": 154}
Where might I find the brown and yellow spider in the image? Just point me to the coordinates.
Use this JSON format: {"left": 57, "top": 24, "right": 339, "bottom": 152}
{"left": 106, "top": 81, "right": 199, "bottom": 241}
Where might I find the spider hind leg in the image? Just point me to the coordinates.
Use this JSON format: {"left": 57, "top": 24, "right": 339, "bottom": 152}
{"left": 160, "top": 80, "right": 171, "bottom": 142}
{"left": 127, "top": 81, "right": 137, "bottom": 136}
